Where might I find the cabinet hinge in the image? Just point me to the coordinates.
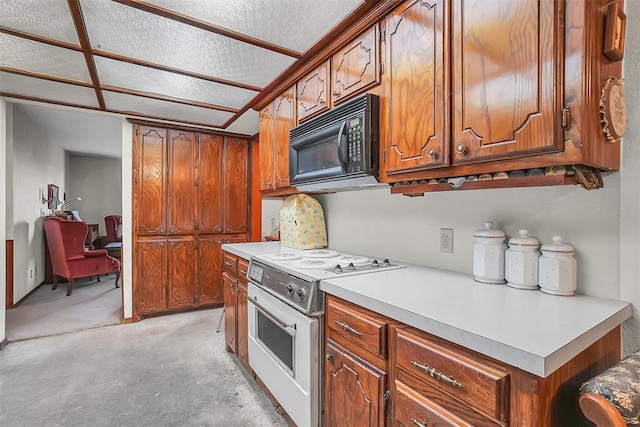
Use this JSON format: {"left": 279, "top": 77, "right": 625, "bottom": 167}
{"left": 194, "top": 179, "right": 199, "bottom": 187}
{"left": 135, "top": 244, "right": 138, "bottom": 253}
{"left": 384, "top": 389, "right": 391, "bottom": 406}
{"left": 194, "top": 242, "right": 199, "bottom": 249}
{"left": 194, "top": 223, "right": 199, "bottom": 231}
{"left": 380, "top": 61, "right": 384, "bottom": 76}
{"left": 561, "top": 105, "right": 571, "bottom": 130}
{"left": 383, "top": 149, "right": 386, "bottom": 163}
{"left": 380, "top": 27, "right": 386, "bottom": 42}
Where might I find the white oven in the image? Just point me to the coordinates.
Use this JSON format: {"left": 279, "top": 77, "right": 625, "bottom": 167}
{"left": 247, "top": 282, "right": 320, "bottom": 427}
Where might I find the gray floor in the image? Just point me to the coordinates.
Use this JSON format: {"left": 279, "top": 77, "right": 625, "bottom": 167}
{"left": 6, "top": 275, "right": 122, "bottom": 341}
{"left": 0, "top": 309, "right": 288, "bottom": 427}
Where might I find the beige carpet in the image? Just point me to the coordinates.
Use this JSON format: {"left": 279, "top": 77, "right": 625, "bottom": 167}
{"left": 5, "top": 275, "right": 122, "bottom": 341}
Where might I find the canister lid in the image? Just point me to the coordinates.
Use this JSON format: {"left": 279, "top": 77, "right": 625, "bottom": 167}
{"left": 541, "top": 236, "right": 574, "bottom": 253}
{"left": 473, "top": 221, "right": 505, "bottom": 238}
{"left": 508, "top": 229, "right": 539, "bottom": 247}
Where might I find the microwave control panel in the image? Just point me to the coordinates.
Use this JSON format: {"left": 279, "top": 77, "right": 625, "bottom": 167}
{"left": 346, "top": 117, "right": 364, "bottom": 172}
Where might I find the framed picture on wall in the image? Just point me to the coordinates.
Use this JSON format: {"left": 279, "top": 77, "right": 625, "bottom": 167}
{"left": 48, "top": 184, "right": 59, "bottom": 209}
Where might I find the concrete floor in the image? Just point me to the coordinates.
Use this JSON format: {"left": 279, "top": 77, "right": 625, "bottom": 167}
{"left": 0, "top": 309, "right": 287, "bottom": 427}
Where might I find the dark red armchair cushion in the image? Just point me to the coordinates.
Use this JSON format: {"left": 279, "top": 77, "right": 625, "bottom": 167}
{"left": 104, "top": 215, "right": 123, "bottom": 244}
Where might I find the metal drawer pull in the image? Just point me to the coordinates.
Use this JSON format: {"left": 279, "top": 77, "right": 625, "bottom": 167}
{"left": 334, "top": 320, "right": 362, "bottom": 336}
{"left": 410, "top": 418, "right": 428, "bottom": 427}
{"left": 224, "top": 261, "right": 233, "bottom": 268}
{"left": 410, "top": 360, "right": 462, "bottom": 388}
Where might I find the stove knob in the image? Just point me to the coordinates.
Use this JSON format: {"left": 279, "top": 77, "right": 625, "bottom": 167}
{"left": 333, "top": 264, "right": 343, "bottom": 273}
{"left": 382, "top": 259, "right": 391, "bottom": 266}
{"left": 347, "top": 262, "right": 356, "bottom": 271}
{"left": 371, "top": 260, "right": 380, "bottom": 267}
{"left": 287, "top": 284, "right": 295, "bottom": 296}
{"left": 296, "top": 288, "right": 306, "bottom": 301}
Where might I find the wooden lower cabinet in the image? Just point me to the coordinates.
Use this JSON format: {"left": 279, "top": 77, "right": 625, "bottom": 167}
{"left": 167, "top": 238, "right": 196, "bottom": 309}
{"left": 197, "top": 236, "right": 224, "bottom": 305}
{"left": 135, "top": 239, "right": 167, "bottom": 315}
{"left": 222, "top": 252, "right": 249, "bottom": 367}
{"left": 325, "top": 339, "right": 387, "bottom": 427}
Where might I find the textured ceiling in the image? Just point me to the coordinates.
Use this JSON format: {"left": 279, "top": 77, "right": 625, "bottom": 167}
{"left": 0, "top": 0, "right": 364, "bottom": 137}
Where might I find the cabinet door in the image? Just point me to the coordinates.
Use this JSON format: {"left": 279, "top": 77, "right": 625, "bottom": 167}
{"left": 382, "top": 0, "right": 449, "bottom": 176}
{"left": 451, "top": 0, "right": 562, "bottom": 164}
{"left": 258, "top": 105, "right": 275, "bottom": 191}
{"left": 135, "top": 239, "right": 167, "bottom": 315}
{"left": 236, "top": 280, "right": 249, "bottom": 367}
{"left": 224, "top": 137, "right": 248, "bottom": 233}
{"left": 325, "top": 339, "right": 386, "bottom": 427}
{"left": 136, "top": 126, "right": 167, "bottom": 235}
{"left": 332, "top": 24, "right": 380, "bottom": 105}
{"left": 274, "top": 87, "right": 295, "bottom": 189}
{"left": 197, "top": 236, "right": 224, "bottom": 305}
{"left": 167, "top": 130, "right": 196, "bottom": 235}
{"left": 297, "top": 60, "right": 330, "bottom": 122}
{"left": 167, "top": 238, "right": 197, "bottom": 309}
{"left": 223, "top": 272, "right": 237, "bottom": 352}
{"left": 198, "top": 133, "right": 224, "bottom": 233}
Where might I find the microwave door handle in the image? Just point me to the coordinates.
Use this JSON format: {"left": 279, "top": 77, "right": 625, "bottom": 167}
{"left": 337, "top": 121, "right": 348, "bottom": 171}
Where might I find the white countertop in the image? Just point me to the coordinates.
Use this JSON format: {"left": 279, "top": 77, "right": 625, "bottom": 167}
{"left": 221, "top": 242, "right": 632, "bottom": 378}
{"left": 320, "top": 265, "right": 631, "bottom": 378}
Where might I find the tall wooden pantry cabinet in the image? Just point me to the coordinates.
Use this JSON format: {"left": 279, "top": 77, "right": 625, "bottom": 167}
{"left": 132, "top": 123, "right": 249, "bottom": 320}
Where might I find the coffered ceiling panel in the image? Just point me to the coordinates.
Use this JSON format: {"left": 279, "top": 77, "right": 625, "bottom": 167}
{"left": 94, "top": 56, "right": 256, "bottom": 109}
{"left": 0, "top": 72, "right": 99, "bottom": 108}
{"left": 0, "top": 34, "right": 91, "bottom": 83}
{"left": 80, "top": 0, "right": 296, "bottom": 88}
{"left": 0, "top": 0, "right": 80, "bottom": 45}
{"left": 145, "top": 0, "right": 363, "bottom": 53}
{"left": 103, "top": 90, "right": 234, "bottom": 126}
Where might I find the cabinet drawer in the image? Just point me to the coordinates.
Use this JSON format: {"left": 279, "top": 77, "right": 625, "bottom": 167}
{"left": 326, "top": 296, "right": 387, "bottom": 358}
{"left": 223, "top": 253, "right": 238, "bottom": 275}
{"left": 395, "top": 327, "right": 509, "bottom": 422}
{"left": 395, "top": 381, "right": 473, "bottom": 427}
{"left": 237, "top": 258, "right": 249, "bottom": 278}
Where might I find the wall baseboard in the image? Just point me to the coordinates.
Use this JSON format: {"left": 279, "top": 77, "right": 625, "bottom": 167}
{"left": 0, "top": 338, "right": 8, "bottom": 350}
{"left": 11, "top": 282, "right": 46, "bottom": 308}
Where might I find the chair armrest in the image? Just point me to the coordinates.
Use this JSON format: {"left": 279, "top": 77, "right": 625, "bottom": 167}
{"left": 579, "top": 393, "right": 627, "bottom": 427}
{"left": 85, "top": 249, "right": 108, "bottom": 258}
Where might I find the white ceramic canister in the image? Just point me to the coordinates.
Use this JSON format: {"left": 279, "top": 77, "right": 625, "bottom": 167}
{"left": 473, "top": 221, "right": 507, "bottom": 284}
{"left": 538, "top": 236, "right": 577, "bottom": 296}
{"left": 505, "top": 229, "right": 540, "bottom": 290}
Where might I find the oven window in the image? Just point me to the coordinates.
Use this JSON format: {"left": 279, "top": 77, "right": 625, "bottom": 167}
{"left": 297, "top": 141, "right": 340, "bottom": 174}
{"left": 257, "top": 310, "right": 294, "bottom": 373}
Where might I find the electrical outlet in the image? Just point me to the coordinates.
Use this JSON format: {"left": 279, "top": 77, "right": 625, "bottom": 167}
{"left": 29, "top": 269, "right": 33, "bottom": 279}
{"left": 440, "top": 228, "right": 454, "bottom": 253}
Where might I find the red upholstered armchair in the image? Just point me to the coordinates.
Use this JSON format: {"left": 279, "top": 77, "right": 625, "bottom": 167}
{"left": 104, "top": 215, "right": 122, "bottom": 244}
{"left": 44, "top": 216, "right": 121, "bottom": 296}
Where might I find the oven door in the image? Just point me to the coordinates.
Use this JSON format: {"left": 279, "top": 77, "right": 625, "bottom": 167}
{"left": 247, "top": 283, "right": 319, "bottom": 427}
{"left": 289, "top": 120, "right": 348, "bottom": 185}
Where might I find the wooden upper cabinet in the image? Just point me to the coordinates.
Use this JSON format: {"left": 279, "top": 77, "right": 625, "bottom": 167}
{"left": 167, "top": 130, "right": 196, "bottom": 235}
{"left": 273, "top": 87, "right": 295, "bottom": 189}
{"left": 451, "top": 0, "right": 563, "bottom": 164}
{"left": 198, "top": 133, "right": 224, "bottom": 233}
{"left": 331, "top": 24, "right": 381, "bottom": 105}
{"left": 296, "top": 60, "right": 329, "bottom": 123}
{"left": 382, "top": 0, "right": 449, "bottom": 176}
{"left": 136, "top": 126, "right": 167, "bottom": 235}
{"left": 224, "top": 137, "right": 248, "bottom": 233}
{"left": 167, "top": 237, "right": 197, "bottom": 309}
{"left": 258, "top": 105, "right": 275, "bottom": 191}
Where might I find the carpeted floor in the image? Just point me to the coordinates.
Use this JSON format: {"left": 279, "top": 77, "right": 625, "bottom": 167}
{"left": 0, "top": 308, "right": 288, "bottom": 427}
{"left": 5, "top": 275, "right": 122, "bottom": 341}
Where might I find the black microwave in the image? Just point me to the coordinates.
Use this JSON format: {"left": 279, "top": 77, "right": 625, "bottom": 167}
{"left": 289, "top": 94, "right": 380, "bottom": 191}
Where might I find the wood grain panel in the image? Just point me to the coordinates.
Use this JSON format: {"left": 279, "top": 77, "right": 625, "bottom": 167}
{"left": 135, "top": 239, "right": 167, "bottom": 315}
{"left": 223, "top": 137, "right": 248, "bottom": 233}
{"left": 198, "top": 133, "right": 224, "bottom": 233}
{"left": 274, "top": 87, "right": 295, "bottom": 189}
{"left": 394, "top": 381, "right": 476, "bottom": 427}
{"left": 451, "top": 0, "right": 563, "bottom": 164}
{"left": 197, "top": 236, "right": 224, "bottom": 305}
{"left": 137, "top": 127, "right": 166, "bottom": 235}
{"left": 258, "top": 105, "right": 275, "bottom": 191}
{"left": 167, "top": 130, "right": 196, "bottom": 235}
{"left": 325, "top": 339, "right": 386, "bottom": 427}
{"left": 332, "top": 23, "right": 380, "bottom": 105}
{"left": 382, "top": 0, "right": 449, "bottom": 177}
{"left": 236, "top": 281, "right": 249, "bottom": 367}
{"left": 296, "top": 60, "right": 330, "bottom": 122}
{"left": 223, "top": 272, "right": 237, "bottom": 352}
{"left": 167, "top": 238, "right": 196, "bottom": 309}
{"left": 249, "top": 135, "right": 262, "bottom": 241}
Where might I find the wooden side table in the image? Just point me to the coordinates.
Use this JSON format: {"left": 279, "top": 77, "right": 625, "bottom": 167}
{"left": 104, "top": 242, "right": 121, "bottom": 260}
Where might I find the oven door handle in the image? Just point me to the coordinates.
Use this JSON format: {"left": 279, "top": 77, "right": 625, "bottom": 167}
{"left": 249, "top": 296, "right": 297, "bottom": 332}
{"left": 337, "top": 120, "right": 348, "bottom": 172}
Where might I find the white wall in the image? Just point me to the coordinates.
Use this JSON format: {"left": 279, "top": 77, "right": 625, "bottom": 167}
{"left": 67, "top": 154, "right": 122, "bottom": 235}
{"left": 12, "top": 106, "right": 67, "bottom": 302}
{"left": 262, "top": 199, "right": 282, "bottom": 240}
{"left": 620, "top": 0, "right": 640, "bottom": 356}
{"left": 1, "top": 99, "right": 8, "bottom": 345}
{"left": 121, "top": 120, "right": 133, "bottom": 320}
